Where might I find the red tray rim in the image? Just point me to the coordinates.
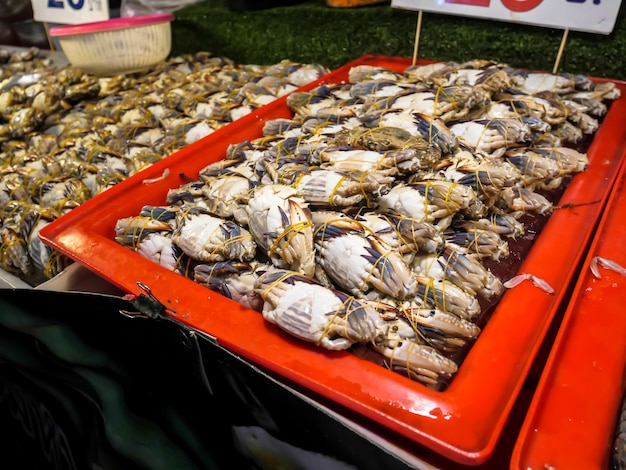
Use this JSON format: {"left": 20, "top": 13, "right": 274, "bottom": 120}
{"left": 38, "top": 54, "right": 626, "bottom": 465}
{"left": 511, "top": 151, "right": 626, "bottom": 469}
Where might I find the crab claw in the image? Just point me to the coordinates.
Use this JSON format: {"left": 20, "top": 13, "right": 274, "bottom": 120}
{"left": 372, "top": 337, "right": 458, "bottom": 387}
{"left": 412, "top": 112, "right": 457, "bottom": 154}
{"left": 114, "top": 215, "right": 172, "bottom": 248}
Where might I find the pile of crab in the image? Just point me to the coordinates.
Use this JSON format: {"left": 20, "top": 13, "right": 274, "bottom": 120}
{"left": 0, "top": 47, "right": 55, "bottom": 81}
{"left": 0, "top": 48, "right": 329, "bottom": 284}
{"left": 114, "top": 59, "right": 621, "bottom": 389}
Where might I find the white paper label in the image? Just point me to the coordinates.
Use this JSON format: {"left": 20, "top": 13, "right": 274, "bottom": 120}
{"left": 391, "top": 0, "right": 622, "bottom": 35}
{"left": 32, "top": 0, "right": 109, "bottom": 25}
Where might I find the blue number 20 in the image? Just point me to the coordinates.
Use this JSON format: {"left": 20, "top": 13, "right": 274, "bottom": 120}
{"left": 47, "top": 0, "right": 85, "bottom": 8}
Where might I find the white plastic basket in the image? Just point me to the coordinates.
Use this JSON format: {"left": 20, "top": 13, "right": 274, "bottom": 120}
{"left": 49, "top": 13, "right": 174, "bottom": 76}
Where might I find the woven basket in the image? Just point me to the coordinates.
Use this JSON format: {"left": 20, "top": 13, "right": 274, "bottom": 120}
{"left": 49, "top": 14, "right": 173, "bottom": 76}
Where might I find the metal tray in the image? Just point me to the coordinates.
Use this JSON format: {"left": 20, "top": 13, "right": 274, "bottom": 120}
{"left": 39, "top": 55, "right": 626, "bottom": 465}
{"left": 511, "top": 156, "right": 626, "bottom": 469}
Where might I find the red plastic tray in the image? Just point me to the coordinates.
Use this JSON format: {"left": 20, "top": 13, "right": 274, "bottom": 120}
{"left": 511, "top": 156, "right": 626, "bottom": 469}
{"left": 39, "top": 55, "right": 626, "bottom": 465}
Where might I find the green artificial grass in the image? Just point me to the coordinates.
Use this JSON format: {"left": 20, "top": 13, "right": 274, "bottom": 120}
{"left": 172, "top": 0, "right": 626, "bottom": 80}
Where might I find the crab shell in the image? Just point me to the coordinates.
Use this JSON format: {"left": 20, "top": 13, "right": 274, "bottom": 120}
{"left": 314, "top": 222, "right": 418, "bottom": 300}
{"left": 449, "top": 118, "right": 531, "bottom": 157}
{"left": 137, "top": 232, "right": 181, "bottom": 273}
{"left": 498, "top": 186, "right": 553, "bottom": 215}
{"left": 201, "top": 174, "right": 252, "bottom": 220}
{"left": 411, "top": 245, "right": 503, "bottom": 299}
{"left": 510, "top": 71, "right": 576, "bottom": 95}
{"left": 194, "top": 261, "right": 265, "bottom": 312}
{"left": 174, "top": 212, "right": 257, "bottom": 262}
{"left": 377, "top": 180, "right": 480, "bottom": 229}
{"left": 414, "top": 274, "right": 482, "bottom": 321}
{"left": 256, "top": 269, "right": 382, "bottom": 350}
{"left": 293, "top": 168, "right": 381, "bottom": 207}
{"left": 358, "top": 211, "right": 443, "bottom": 256}
{"left": 246, "top": 184, "right": 316, "bottom": 277}
{"left": 444, "top": 231, "right": 510, "bottom": 262}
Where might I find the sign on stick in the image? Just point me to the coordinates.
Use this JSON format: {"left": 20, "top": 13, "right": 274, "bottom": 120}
{"left": 391, "top": 0, "right": 622, "bottom": 35}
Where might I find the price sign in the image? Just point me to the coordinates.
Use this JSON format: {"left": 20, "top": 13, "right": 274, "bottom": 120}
{"left": 391, "top": 0, "right": 622, "bottom": 34}
{"left": 32, "top": 0, "right": 109, "bottom": 24}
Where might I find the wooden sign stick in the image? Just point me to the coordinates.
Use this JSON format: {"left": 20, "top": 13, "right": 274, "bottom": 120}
{"left": 552, "top": 28, "right": 569, "bottom": 74}
{"left": 412, "top": 9, "right": 423, "bottom": 66}
{"left": 44, "top": 22, "right": 56, "bottom": 51}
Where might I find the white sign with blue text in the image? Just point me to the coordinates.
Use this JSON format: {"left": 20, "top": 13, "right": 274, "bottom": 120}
{"left": 391, "top": 0, "right": 622, "bottom": 35}
{"left": 32, "top": 0, "right": 109, "bottom": 24}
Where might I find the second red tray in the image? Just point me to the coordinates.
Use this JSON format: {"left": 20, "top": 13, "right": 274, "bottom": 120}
{"left": 512, "top": 154, "right": 626, "bottom": 470}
